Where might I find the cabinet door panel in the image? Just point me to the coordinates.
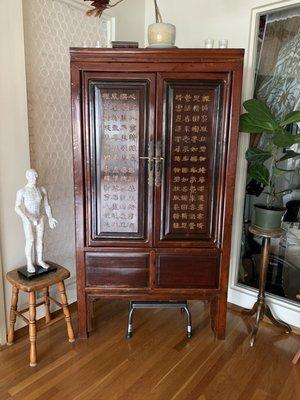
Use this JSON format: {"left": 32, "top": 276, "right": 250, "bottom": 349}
{"left": 85, "top": 73, "right": 155, "bottom": 246}
{"left": 155, "top": 73, "right": 231, "bottom": 247}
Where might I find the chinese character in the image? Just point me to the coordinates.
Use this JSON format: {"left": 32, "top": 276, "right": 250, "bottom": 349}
{"left": 201, "top": 95, "right": 210, "bottom": 102}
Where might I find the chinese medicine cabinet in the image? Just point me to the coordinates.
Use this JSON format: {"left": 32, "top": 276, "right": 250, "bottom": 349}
{"left": 70, "top": 48, "right": 244, "bottom": 338}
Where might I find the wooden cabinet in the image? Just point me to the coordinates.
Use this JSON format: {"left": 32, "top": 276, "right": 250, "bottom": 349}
{"left": 70, "top": 48, "right": 244, "bottom": 339}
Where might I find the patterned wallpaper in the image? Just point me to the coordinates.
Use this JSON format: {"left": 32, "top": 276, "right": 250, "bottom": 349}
{"left": 23, "top": 0, "right": 111, "bottom": 285}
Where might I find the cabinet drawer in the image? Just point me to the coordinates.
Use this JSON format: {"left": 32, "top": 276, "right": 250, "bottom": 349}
{"left": 156, "top": 252, "right": 219, "bottom": 289}
{"left": 86, "top": 252, "right": 149, "bottom": 288}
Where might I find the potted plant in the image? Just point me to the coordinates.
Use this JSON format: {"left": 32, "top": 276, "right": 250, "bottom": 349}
{"left": 240, "top": 99, "right": 300, "bottom": 229}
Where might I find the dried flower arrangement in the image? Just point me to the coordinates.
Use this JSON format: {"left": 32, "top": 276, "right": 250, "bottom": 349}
{"left": 84, "top": 0, "right": 163, "bottom": 22}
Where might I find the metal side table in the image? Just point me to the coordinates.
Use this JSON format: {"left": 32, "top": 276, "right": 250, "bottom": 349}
{"left": 243, "top": 225, "right": 291, "bottom": 346}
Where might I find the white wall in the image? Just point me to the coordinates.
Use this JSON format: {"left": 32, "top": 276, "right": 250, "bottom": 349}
{"left": 107, "top": 0, "right": 145, "bottom": 45}
{"left": 145, "top": 0, "right": 248, "bottom": 48}
{"left": 0, "top": 0, "right": 31, "bottom": 343}
{"left": 144, "top": 0, "right": 293, "bottom": 48}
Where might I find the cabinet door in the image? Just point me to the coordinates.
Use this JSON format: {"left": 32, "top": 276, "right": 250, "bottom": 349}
{"left": 85, "top": 73, "right": 155, "bottom": 247}
{"left": 154, "top": 72, "right": 231, "bottom": 248}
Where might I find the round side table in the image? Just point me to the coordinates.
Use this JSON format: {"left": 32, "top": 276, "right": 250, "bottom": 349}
{"left": 243, "top": 225, "right": 291, "bottom": 346}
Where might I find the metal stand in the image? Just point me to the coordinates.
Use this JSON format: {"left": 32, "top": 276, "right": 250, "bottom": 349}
{"left": 243, "top": 225, "right": 291, "bottom": 346}
{"left": 126, "top": 301, "right": 192, "bottom": 339}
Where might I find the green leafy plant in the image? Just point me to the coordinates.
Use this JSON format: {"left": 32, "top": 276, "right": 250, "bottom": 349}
{"left": 240, "top": 99, "right": 300, "bottom": 208}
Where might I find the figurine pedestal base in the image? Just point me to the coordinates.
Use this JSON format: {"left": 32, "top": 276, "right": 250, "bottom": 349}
{"left": 17, "top": 262, "right": 57, "bottom": 280}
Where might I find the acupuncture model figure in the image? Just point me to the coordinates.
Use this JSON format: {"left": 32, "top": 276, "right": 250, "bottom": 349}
{"left": 15, "top": 169, "right": 58, "bottom": 273}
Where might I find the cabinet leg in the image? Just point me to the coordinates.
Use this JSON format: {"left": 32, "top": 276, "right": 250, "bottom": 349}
{"left": 7, "top": 286, "right": 19, "bottom": 345}
{"left": 29, "top": 291, "right": 37, "bottom": 367}
{"left": 87, "top": 297, "right": 94, "bottom": 333}
{"left": 43, "top": 287, "right": 51, "bottom": 324}
{"left": 210, "top": 294, "right": 226, "bottom": 340}
{"left": 74, "top": 286, "right": 88, "bottom": 339}
{"left": 57, "top": 281, "right": 75, "bottom": 343}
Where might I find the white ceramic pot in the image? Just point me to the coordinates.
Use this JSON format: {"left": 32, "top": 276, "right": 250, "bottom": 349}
{"left": 148, "top": 23, "right": 176, "bottom": 48}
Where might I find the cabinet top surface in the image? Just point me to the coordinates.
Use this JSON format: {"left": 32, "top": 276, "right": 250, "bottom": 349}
{"left": 70, "top": 48, "right": 244, "bottom": 63}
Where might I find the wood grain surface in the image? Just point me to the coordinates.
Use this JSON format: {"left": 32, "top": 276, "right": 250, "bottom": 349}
{"left": 0, "top": 301, "right": 299, "bottom": 400}
{"left": 71, "top": 49, "right": 244, "bottom": 339}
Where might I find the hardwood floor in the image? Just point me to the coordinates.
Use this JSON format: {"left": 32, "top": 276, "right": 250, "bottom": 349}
{"left": 0, "top": 300, "right": 299, "bottom": 400}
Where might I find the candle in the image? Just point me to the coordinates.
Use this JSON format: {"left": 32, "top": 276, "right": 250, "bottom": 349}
{"left": 148, "top": 23, "right": 176, "bottom": 47}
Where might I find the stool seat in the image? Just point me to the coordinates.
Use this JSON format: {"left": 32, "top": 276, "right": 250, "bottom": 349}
{"left": 6, "top": 261, "right": 75, "bottom": 367}
{"left": 6, "top": 262, "right": 70, "bottom": 292}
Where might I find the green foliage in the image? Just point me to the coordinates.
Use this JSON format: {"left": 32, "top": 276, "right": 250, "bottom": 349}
{"left": 280, "top": 111, "right": 300, "bottom": 127}
{"left": 248, "top": 163, "right": 269, "bottom": 186}
{"left": 240, "top": 99, "right": 300, "bottom": 208}
{"left": 272, "top": 133, "right": 296, "bottom": 147}
{"left": 243, "top": 99, "right": 278, "bottom": 131}
{"left": 240, "top": 113, "right": 276, "bottom": 133}
{"left": 245, "top": 148, "right": 271, "bottom": 162}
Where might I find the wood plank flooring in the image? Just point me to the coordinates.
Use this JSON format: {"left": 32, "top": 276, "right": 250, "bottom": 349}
{"left": 0, "top": 300, "right": 299, "bottom": 400}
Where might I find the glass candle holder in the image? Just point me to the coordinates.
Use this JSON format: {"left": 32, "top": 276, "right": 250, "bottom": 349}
{"left": 204, "top": 39, "right": 214, "bottom": 48}
{"left": 218, "top": 39, "right": 228, "bottom": 48}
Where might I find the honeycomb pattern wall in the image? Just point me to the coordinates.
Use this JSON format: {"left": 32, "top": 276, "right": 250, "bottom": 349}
{"left": 23, "top": 0, "right": 112, "bottom": 287}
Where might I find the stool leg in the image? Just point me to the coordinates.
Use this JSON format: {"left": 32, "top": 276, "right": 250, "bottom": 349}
{"left": 126, "top": 302, "right": 134, "bottom": 339}
{"left": 29, "top": 291, "right": 37, "bottom": 367}
{"left": 57, "top": 281, "right": 75, "bottom": 343}
{"left": 183, "top": 306, "right": 192, "bottom": 339}
{"left": 43, "top": 287, "right": 51, "bottom": 324}
{"left": 7, "top": 286, "right": 19, "bottom": 345}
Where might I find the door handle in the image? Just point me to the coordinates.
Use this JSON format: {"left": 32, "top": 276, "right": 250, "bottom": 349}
{"left": 154, "top": 140, "right": 164, "bottom": 187}
{"left": 139, "top": 142, "right": 154, "bottom": 186}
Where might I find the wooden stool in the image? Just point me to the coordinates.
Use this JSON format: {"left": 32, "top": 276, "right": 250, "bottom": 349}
{"left": 6, "top": 262, "right": 75, "bottom": 367}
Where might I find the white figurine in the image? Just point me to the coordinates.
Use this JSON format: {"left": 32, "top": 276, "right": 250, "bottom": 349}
{"left": 15, "top": 169, "right": 58, "bottom": 273}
